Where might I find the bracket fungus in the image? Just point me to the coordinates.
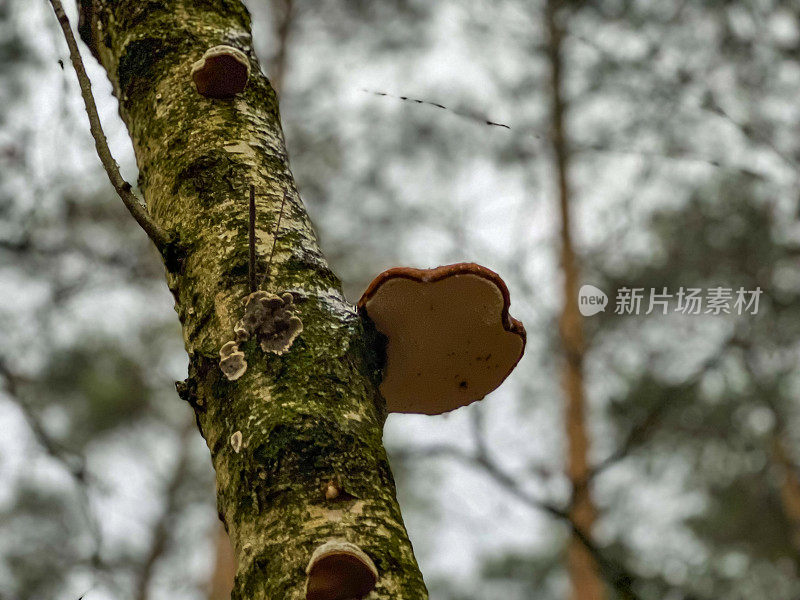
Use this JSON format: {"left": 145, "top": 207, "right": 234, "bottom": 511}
{"left": 305, "top": 540, "right": 378, "bottom": 600}
{"left": 219, "top": 341, "right": 247, "bottom": 381}
{"left": 323, "top": 480, "right": 341, "bottom": 501}
{"left": 358, "top": 263, "right": 526, "bottom": 415}
{"left": 191, "top": 45, "right": 250, "bottom": 98}
{"left": 234, "top": 290, "right": 303, "bottom": 355}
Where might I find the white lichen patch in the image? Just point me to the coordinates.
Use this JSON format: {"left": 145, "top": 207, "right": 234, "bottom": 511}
{"left": 318, "top": 287, "right": 358, "bottom": 320}
{"left": 223, "top": 141, "right": 257, "bottom": 159}
{"left": 230, "top": 430, "right": 243, "bottom": 453}
{"left": 235, "top": 290, "right": 303, "bottom": 355}
{"left": 306, "top": 505, "right": 345, "bottom": 525}
{"left": 219, "top": 341, "right": 247, "bottom": 380}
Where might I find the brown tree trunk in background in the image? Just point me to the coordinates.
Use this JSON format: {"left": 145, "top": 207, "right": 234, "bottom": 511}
{"left": 208, "top": 523, "right": 236, "bottom": 600}
{"left": 545, "top": 2, "right": 606, "bottom": 599}
{"left": 771, "top": 434, "right": 800, "bottom": 552}
{"left": 135, "top": 421, "right": 195, "bottom": 600}
{"left": 269, "top": 0, "right": 294, "bottom": 96}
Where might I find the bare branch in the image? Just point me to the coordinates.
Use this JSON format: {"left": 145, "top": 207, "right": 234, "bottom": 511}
{"left": 135, "top": 420, "right": 196, "bottom": 600}
{"left": 47, "top": 0, "right": 171, "bottom": 252}
{"left": 362, "top": 89, "right": 512, "bottom": 129}
{"left": 0, "top": 360, "right": 106, "bottom": 572}
{"left": 585, "top": 338, "right": 735, "bottom": 484}
{"left": 0, "top": 361, "right": 87, "bottom": 481}
{"left": 392, "top": 442, "right": 643, "bottom": 599}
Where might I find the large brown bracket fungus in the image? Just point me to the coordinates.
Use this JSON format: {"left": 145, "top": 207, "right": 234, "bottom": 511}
{"left": 305, "top": 540, "right": 379, "bottom": 600}
{"left": 191, "top": 45, "right": 250, "bottom": 98}
{"left": 358, "top": 263, "right": 526, "bottom": 415}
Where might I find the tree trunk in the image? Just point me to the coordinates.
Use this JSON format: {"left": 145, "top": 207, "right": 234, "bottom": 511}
{"left": 206, "top": 4, "right": 295, "bottom": 594}
{"left": 544, "top": 2, "right": 606, "bottom": 599}
{"left": 771, "top": 433, "right": 800, "bottom": 553}
{"left": 208, "top": 523, "right": 235, "bottom": 600}
{"left": 136, "top": 420, "right": 195, "bottom": 600}
{"left": 269, "top": 0, "right": 294, "bottom": 96}
{"left": 77, "top": 1, "right": 427, "bottom": 598}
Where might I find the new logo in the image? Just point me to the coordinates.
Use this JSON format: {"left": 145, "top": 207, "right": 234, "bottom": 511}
{"left": 578, "top": 285, "right": 608, "bottom": 316}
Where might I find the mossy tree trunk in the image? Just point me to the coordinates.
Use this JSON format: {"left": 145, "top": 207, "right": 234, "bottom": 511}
{"left": 77, "top": 1, "right": 428, "bottom": 598}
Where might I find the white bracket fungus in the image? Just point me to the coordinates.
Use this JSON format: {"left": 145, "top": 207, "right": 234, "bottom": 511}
{"left": 218, "top": 290, "right": 302, "bottom": 380}
{"left": 219, "top": 341, "right": 247, "bottom": 381}
{"left": 323, "top": 480, "right": 341, "bottom": 501}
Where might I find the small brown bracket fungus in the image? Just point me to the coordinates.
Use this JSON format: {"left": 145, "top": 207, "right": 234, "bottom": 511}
{"left": 219, "top": 341, "right": 247, "bottom": 381}
{"left": 358, "top": 263, "right": 526, "bottom": 415}
{"left": 323, "top": 480, "right": 341, "bottom": 500}
{"left": 191, "top": 45, "right": 250, "bottom": 98}
{"left": 234, "top": 291, "right": 303, "bottom": 355}
{"left": 305, "top": 540, "right": 378, "bottom": 600}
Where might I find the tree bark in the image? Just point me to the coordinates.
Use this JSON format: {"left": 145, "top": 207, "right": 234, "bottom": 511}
{"left": 544, "top": 2, "right": 606, "bottom": 599}
{"left": 77, "top": 1, "right": 427, "bottom": 598}
{"left": 208, "top": 1, "right": 295, "bottom": 594}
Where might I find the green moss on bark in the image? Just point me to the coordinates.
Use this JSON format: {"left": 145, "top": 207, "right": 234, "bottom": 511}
{"left": 80, "top": 1, "right": 428, "bottom": 598}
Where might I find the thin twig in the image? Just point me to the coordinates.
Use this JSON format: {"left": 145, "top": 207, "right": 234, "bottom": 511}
{"left": 392, "top": 443, "right": 642, "bottom": 599}
{"left": 364, "top": 90, "right": 765, "bottom": 176}
{"left": 0, "top": 361, "right": 87, "bottom": 481}
{"left": 362, "top": 89, "right": 511, "bottom": 129}
{"left": 0, "top": 360, "right": 106, "bottom": 570}
{"left": 260, "top": 191, "right": 288, "bottom": 288}
{"left": 584, "top": 339, "right": 734, "bottom": 485}
{"left": 248, "top": 185, "right": 257, "bottom": 293}
{"left": 134, "top": 420, "right": 195, "bottom": 600}
{"left": 47, "top": 0, "right": 171, "bottom": 252}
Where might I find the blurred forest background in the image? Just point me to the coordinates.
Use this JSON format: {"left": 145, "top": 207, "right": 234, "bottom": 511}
{"left": 2, "top": 1, "right": 800, "bottom": 599}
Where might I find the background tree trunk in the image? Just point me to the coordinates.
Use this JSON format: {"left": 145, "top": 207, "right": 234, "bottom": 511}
{"left": 208, "top": 523, "right": 236, "bottom": 600}
{"left": 772, "top": 434, "right": 800, "bottom": 553}
{"left": 545, "top": 2, "right": 606, "bottom": 599}
{"left": 77, "top": 1, "right": 428, "bottom": 598}
{"left": 268, "top": 0, "right": 294, "bottom": 97}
